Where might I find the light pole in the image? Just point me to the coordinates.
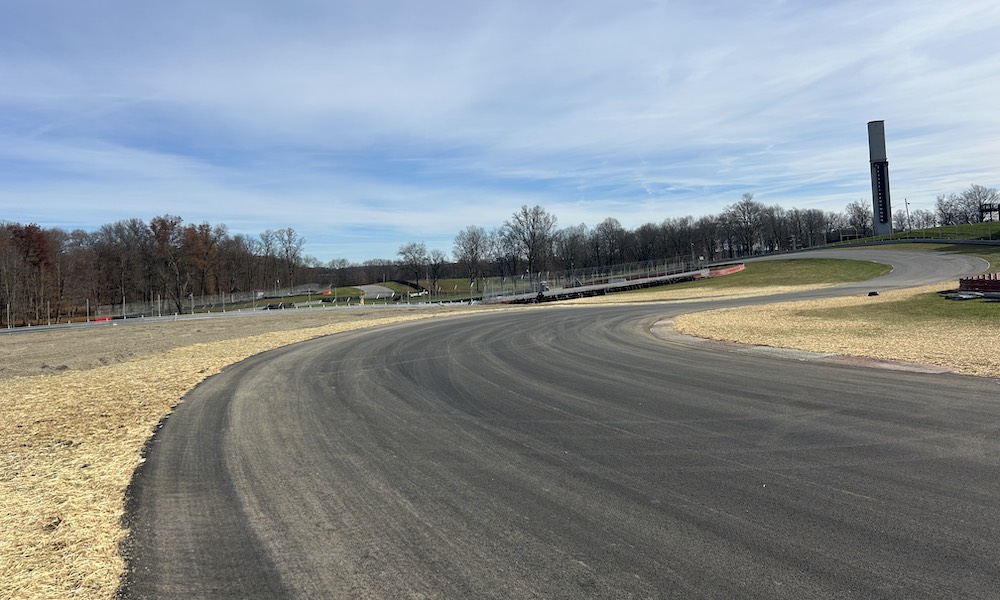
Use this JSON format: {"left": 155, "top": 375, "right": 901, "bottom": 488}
{"left": 905, "top": 198, "right": 912, "bottom": 233}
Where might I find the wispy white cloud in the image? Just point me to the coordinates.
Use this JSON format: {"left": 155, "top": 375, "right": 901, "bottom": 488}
{"left": 2, "top": 0, "right": 999, "bottom": 261}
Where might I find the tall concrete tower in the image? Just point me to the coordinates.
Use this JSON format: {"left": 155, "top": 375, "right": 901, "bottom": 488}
{"left": 868, "top": 120, "right": 892, "bottom": 236}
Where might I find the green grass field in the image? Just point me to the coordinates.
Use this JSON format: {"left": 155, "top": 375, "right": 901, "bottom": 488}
{"left": 599, "top": 259, "right": 888, "bottom": 302}
{"left": 641, "top": 259, "right": 891, "bottom": 294}
{"left": 852, "top": 222, "right": 1000, "bottom": 243}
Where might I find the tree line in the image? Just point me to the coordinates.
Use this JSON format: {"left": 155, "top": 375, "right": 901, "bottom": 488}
{"left": 441, "top": 184, "right": 993, "bottom": 288}
{"left": 2, "top": 183, "right": 995, "bottom": 326}
{"left": 439, "top": 198, "right": 847, "bottom": 293}
{"left": 0, "top": 216, "right": 309, "bottom": 326}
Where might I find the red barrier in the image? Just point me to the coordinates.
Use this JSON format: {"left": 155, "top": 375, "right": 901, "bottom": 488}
{"left": 93, "top": 316, "right": 112, "bottom": 322}
{"left": 709, "top": 264, "right": 746, "bottom": 277}
{"left": 959, "top": 272, "right": 1000, "bottom": 292}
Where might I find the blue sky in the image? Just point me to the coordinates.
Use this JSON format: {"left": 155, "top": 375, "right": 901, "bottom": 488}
{"left": 2, "top": 0, "right": 999, "bottom": 263}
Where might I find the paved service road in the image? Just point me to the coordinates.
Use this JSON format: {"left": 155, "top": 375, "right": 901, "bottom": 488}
{"left": 121, "top": 250, "right": 1000, "bottom": 599}
{"left": 358, "top": 284, "right": 398, "bottom": 300}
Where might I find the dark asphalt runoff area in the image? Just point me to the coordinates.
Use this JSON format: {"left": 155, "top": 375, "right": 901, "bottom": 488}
{"left": 119, "top": 250, "right": 1000, "bottom": 599}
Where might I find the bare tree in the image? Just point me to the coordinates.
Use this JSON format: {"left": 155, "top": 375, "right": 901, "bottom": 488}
{"left": 892, "top": 209, "right": 910, "bottom": 232}
{"left": 361, "top": 258, "right": 394, "bottom": 285}
{"left": 487, "top": 227, "right": 518, "bottom": 277}
{"left": 662, "top": 216, "right": 695, "bottom": 262}
{"left": 259, "top": 229, "right": 279, "bottom": 292}
{"left": 183, "top": 222, "right": 226, "bottom": 296}
{"left": 724, "top": 193, "right": 765, "bottom": 255}
{"left": 800, "top": 209, "right": 827, "bottom": 247}
{"left": 935, "top": 193, "right": 963, "bottom": 226}
{"left": 149, "top": 215, "right": 188, "bottom": 313}
{"left": 592, "top": 217, "right": 627, "bottom": 267}
{"left": 218, "top": 233, "right": 255, "bottom": 294}
{"left": 276, "top": 227, "right": 305, "bottom": 288}
{"left": 761, "top": 205, "right": 789, "bottom": 253}
{"left": 4, "top": 223, "right": 54, "bottom": 324}
{"left": 844, "top": 200, "right": 873, "bottom": 236}
{"left": 427, "top": 249, "right": 448, "bottom": 297}
{"left": 911, "top": 209, "right": 936, "bottom": 229}
{"left": 553, "top": 224, "right": 589, "bottom": 270}
{"left": 716, "top": 212, "right": 738, "bottom": 259}
{"left": 397, "top": 241, "right": 428, "bottom": 287}
{"left": 62, "top": 229, "right": 99, "bottom": 317}
{"left": 632, "top": 223, "right": 660, "bottom": 263}
{"left": 960, "top": 184, "right": 1000, "bottom": 223}
{"left": 824, "top": 210, "right": 847, "bottom": 242}
{"left": 453, "top": 225, "right": 488, "bottom": 288}
{"left": 693, "top": 215, "right": 719, "bottom": 261}
{"left": 505, "top": 205, "right": 557, "bottom": 274}
{"left": 327, "top": 258, "right": 352, "bottom": 290}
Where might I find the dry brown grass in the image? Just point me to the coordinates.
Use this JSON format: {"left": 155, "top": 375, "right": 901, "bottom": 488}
{"left": 673, "top": 283, "right": 1000, "bottom": 378}
{"left": 561, "top": 275, "right": 998, "bottom": 378}
{"left": 560, "top": 283, "right": 837, "bottom": 305}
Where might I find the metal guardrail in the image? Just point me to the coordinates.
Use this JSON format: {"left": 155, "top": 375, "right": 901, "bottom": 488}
{"left": 480, "top": 259, "right": 702, "bottom": 304}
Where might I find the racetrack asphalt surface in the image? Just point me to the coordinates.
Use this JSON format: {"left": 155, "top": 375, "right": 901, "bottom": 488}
{"left": 119, "top": 250, "right": 1000, "bottom": 599}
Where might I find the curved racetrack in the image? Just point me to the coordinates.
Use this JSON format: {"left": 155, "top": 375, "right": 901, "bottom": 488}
{"left": 121, "top": 250, "right": 1000, "bottom": 599}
